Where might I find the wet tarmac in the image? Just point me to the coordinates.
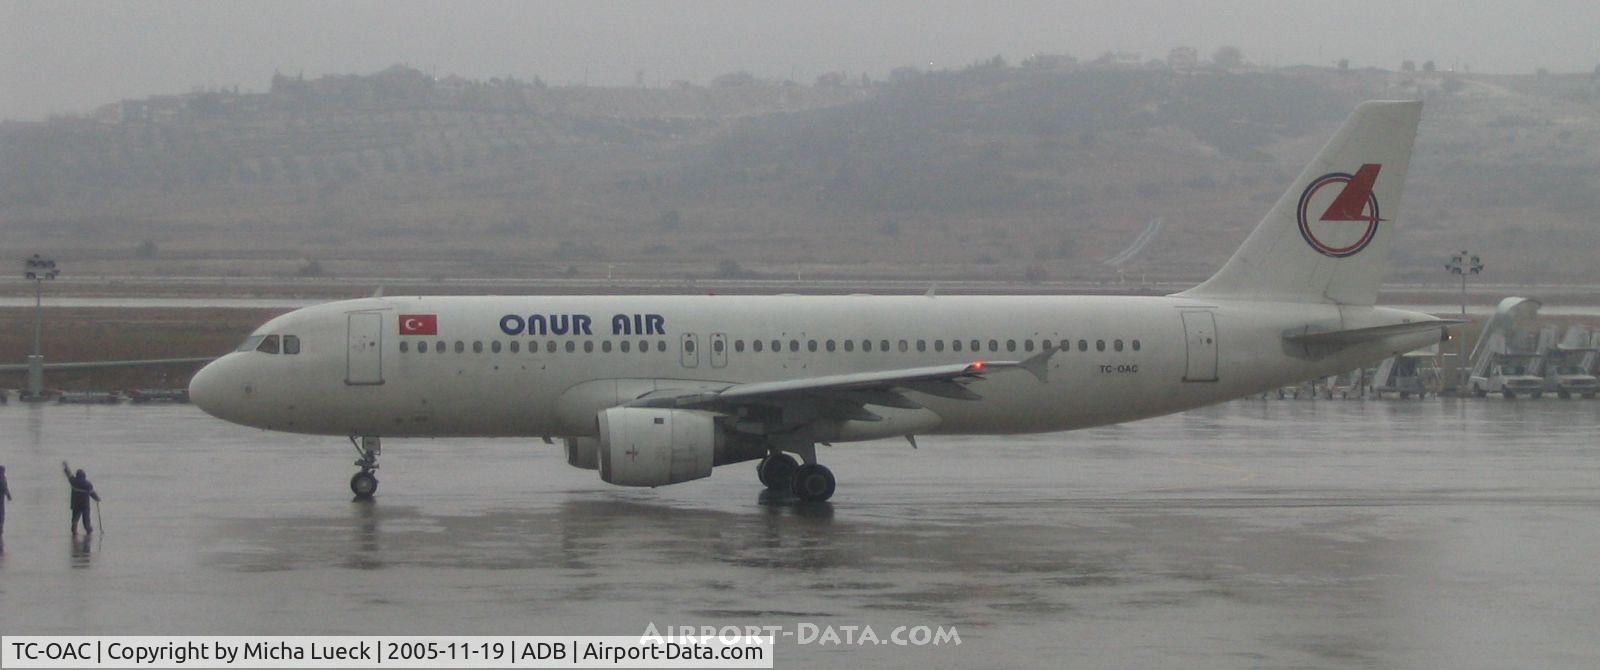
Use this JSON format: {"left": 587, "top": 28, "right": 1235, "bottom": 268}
{"left": 1, "top": 399, "right": 1598, "bottom": 668}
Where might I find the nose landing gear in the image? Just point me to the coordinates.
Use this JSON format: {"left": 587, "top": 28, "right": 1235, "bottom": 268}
{"left": 349, "top": 435, "right": 381, "bottom": 499}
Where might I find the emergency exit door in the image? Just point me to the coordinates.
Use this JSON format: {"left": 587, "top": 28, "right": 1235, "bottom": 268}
{"left": 346, "top": 312, "right": 384, "bottom": 385}
{"left": 680, "top": 333, "right": 700, "bottom": 368}
{"left": 1181, "top": 311, "right": 1218, "bottom": 382}
{"left": 709, "top": 333, "right": 728, "bottom": 368}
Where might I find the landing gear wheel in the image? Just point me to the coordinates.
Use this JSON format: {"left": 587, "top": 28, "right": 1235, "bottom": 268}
{"left": 349, "top": 435, "right": 381, "bottom": 499}
{"left": 1532, "top": 392, "right": 1543, "bottom": 399}
{"left": 759, "top": 453, "right": 798, "bottom": 491}
{"left": 1473, "top": 385, "right": 1487, "bottom": 398}
{"left": 790, "top": 463, "right": 836, "bottom": 502}
{"left": 1559, "top": 391, "right": 1571, "bottom": 399}
{"left": 350, "top": 471, "right": 379, "bottom": 499}
{"left": 1503, "top": 389, "right": 1516, "bottom": 399}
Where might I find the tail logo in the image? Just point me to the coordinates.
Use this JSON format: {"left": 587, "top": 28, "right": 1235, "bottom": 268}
{"left": 1297, "top": 164, "right": 1382, "bottom": 258}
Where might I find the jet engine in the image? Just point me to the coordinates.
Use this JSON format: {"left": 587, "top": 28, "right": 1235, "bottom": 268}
{"left": 597, "top": 407, "right": 719, "bottom": 487}
{"left": 563, "top": 437, "right": 600, "bottom": 470}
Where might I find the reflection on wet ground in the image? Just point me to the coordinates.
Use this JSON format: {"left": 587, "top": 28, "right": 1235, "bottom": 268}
{"left": 0, "top": 399, "right": 1597, "bottom": 667}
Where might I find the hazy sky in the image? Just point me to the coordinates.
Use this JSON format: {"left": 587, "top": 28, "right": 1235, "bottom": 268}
{"left": 5, "top": 0, "right": 1599, "bottom": 121}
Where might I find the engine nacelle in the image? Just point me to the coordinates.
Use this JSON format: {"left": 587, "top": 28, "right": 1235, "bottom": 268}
{"left": 598, "top": 408, "right": 718, "bottom": 487}
{"left": 563, "top": 437, "right": 600, "bottom": 470}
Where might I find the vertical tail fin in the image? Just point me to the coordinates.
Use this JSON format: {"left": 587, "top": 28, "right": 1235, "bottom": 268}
{"left": 1179, "top": 100, "right": 1422, "bottom": 305}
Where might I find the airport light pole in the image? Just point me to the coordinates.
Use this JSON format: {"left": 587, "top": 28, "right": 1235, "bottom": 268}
{"left": 24, "top": 254, "right": 60, "bottom": 400}
{"left": 1445, "top": 251, "right": 1483, "bottom": 389}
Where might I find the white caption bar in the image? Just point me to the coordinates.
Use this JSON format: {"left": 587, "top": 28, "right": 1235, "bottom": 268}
{"left": 1, "top": 636, "right": 772, "bottom": 669}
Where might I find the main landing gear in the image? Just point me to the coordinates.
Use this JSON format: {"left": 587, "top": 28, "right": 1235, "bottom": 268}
{"left": 349, "top": 435, "right": 381, "bottom": 499}
{"left": 756, "top": 444, "right": 835, "bottom": 502}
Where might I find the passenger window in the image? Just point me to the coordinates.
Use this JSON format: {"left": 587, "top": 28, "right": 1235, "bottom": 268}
{"left": 712, "top": 339, "right": 724, "bottom": 353}
{"left": 879, "top": 340, "right": 890, "bottom": 352}
{"left": 418, "top": 341, "right": 429, "bottom": 353}
{"left": 1114, "top": 339, "right": 1124, "bottom": 352}
{"left": 807, "top": 340, "right": 818, "bottom": 352}
{"left": 455, "top": 341, "right": 465, "bottom": 353}
{"left": 491, "top": 341, "right": 502, "bottom": 353}
{"left": 639, "top": 340, "right": 649, "bottom": 353}
{"left": 898, "top": 340, "right": 909, "bottom": 352}
{"left": 790, "top": 340, "right": 800, "bottom": 352}
{"left": 1024, "top": 340, "right": 1035, "bottom": 352}
{"left": 256, "top": 335, "right": 280, "bottom": 354}
{"left": 971, "top": 340, "right": 981, "bottom": 352}
{"left": 622, "top": 340, "right": 632, "bottom": 353}
{"left": 1042, "top": 340, "right": 1053, "bottom": 350}
{"left": 683, "top": 339, "right": 693, "bottom": 353}
{"left": 916, "top": 340, "right": 926, "bottom": 352}
{"left": 753, "top": 340, "right": 764, "bottom": 353}
{"left": 1060, "top": 340, "right": 1070, "bottom": 351}
{"left": 826, "top": 339, "right": 836, "bottom": 352}
{"left": 583, "top": 341, "right": 594, "bottom": 353}
{"left": 602, "top": 341, "right": 612, "bottom": 353}
{"left": 547, "top": 340, "right": 558, "bottom": 353}
{"left": 510, "top": 340, "right": 519, "bottom": 353}
{"left": 771, "top": 340, "right": 781, "bottom": 352}
{"left": 283, "top": 335, "right": 301, "bottom": 355}
{"left": 951, "top": 340, "right": 960, "bottom": 352}
{"left": 734, "top": 340, "right": 744, "bottom": 353}
{"left": 1096, "top": 340, "right": 1106, "bottom": 351}
{"left": 658, "top": 340, "right": 667, "bottom": 352}
{"left": 844, "top": 340, "right": 854, "bottom": 352}
{"left": 566, "top": 341, "right": 577, "bottom": 353}
{"left": 436, "top": 340, "right": 445, "bottom": 354}
{"left": 1132, "top": 340, "right": 1141, "bottom": 351}
{"left": 399, "top": 340, "right": 409, "bottom": 354}
{"left": 1078, "top": 340, "right": 1088, "bottom": 352}
{"left": 1006, "top": 339, "right": 1016, "bottom": 352}
{"left": 473, "top": 341, "right": 484, "bottom": 353}
{"left": 988, "top": 339, "right": 999, "bottom": 352}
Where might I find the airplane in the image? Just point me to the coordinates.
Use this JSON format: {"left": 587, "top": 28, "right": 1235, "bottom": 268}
{"left": 189, "top": 100, "right": 1456, "bottom": 503}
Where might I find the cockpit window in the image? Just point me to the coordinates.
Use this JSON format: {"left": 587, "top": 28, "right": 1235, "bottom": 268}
{"left": 236, "top": 335, "right": 266, "bottom": 352}
{"left": 283, "top": 335, "right": 301, "bottom": 355}
{"left": 256, "top": 334, "right": 281, "bottom": 354}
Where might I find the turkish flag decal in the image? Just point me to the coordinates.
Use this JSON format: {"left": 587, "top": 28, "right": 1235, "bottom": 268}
{"left": 398, "top": 314, "right": 437, "bottom": 335}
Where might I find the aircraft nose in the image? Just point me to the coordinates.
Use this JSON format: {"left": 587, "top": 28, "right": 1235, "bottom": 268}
{"left": 188, "top": 358, "right": 229, "bottom": 419}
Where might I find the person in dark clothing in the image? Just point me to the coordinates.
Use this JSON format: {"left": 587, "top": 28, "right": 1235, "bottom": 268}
{"left": 62, "top": 461, "right": 100, "bottom": 534}
{"left": 0, "top": 465, "right": 11, "bottom": 539}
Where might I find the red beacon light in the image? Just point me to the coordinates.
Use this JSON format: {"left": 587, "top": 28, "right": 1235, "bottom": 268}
{"left": 968, "top": 361, "right": 986, "bottom": 372}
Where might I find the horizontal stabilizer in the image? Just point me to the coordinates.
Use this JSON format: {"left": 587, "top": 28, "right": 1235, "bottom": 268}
{"left": 1283, "top": 320, "right": 1463, "bottom": 348}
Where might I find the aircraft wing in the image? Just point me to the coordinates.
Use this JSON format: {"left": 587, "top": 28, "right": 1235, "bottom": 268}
{"left": 624, "top": 348, "right": 1055, "bottom": 420}
{"left": 0, "top": 356, "right": 217, "bottom": 373}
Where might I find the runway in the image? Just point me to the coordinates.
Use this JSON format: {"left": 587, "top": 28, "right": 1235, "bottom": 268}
{"left": 1, "top": 399, "right": 1597, "bottom": 668}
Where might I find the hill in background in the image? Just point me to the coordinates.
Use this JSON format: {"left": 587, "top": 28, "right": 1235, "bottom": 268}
{"left": 3, "top": 60, "right": 1598, "bottom": 285}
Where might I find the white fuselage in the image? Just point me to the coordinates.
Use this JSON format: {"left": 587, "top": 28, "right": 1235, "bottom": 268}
{"left": 188, "top": 294, "right": 1440, "bottom": 440}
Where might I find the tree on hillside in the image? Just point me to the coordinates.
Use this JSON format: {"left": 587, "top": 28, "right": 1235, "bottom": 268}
{"left": 1423, "top": 60, "right": 1436, "bottom": 73}
{"left": 1401, "top": 60, "right": 1416, "bottom": 72}
{"left": 1213, "top": 46, "right": 1244, "bottom": 69}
